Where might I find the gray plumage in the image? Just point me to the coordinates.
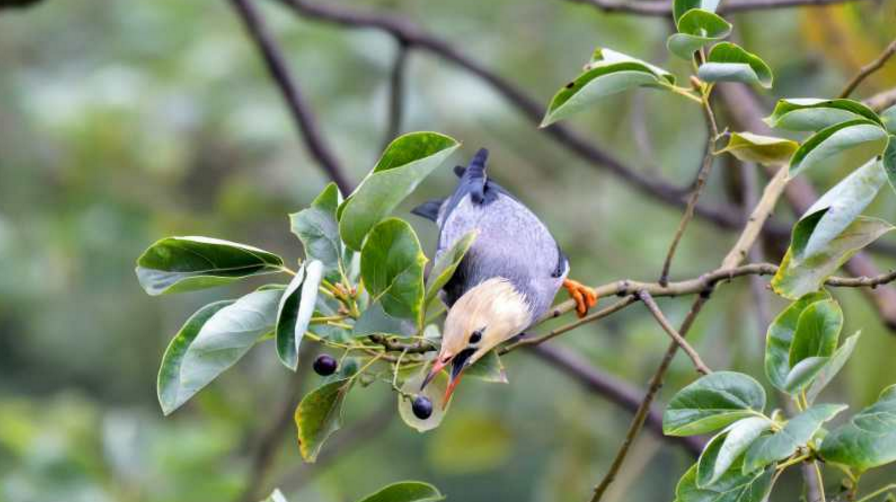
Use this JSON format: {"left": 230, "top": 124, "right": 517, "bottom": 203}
{"left": 414, "top": 148, "right": 568, "bottom": 326}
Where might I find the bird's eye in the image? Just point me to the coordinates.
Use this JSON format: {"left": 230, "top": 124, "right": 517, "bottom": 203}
{"left": 469, "top": 329, "right": 483, "bottom": 344}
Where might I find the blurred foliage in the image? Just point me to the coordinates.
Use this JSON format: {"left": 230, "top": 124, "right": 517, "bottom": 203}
{"left": 2, "top": 0, "right": 896, "bottom": 501}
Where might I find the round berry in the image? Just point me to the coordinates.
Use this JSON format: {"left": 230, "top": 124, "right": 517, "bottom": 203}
{"left": 411, "top": 395, "right": 433, "bottom": 419}
{"left": 313, "top": 354, "right": 338, "bottom": 376}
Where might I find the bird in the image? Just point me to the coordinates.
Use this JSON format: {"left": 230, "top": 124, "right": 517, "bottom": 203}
{"left": 413, "top": 148, "right": 597, "bottom": 406}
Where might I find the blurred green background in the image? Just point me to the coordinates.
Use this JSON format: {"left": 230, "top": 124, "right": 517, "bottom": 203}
{"left": 1, "top": 0, "right": 895, "bottom": 501}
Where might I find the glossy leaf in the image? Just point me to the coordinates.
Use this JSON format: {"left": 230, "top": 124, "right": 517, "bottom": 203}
{"left": 717, "top": 131, "right": 798, "bottom": 165}
{"left": 290, "top": 183, "right": 343, "bottom": 279}
{"left": 884, "top": 135, "right": 896, "bottom": 195}
{"left": 789, "top": 119, "right": 888, "bottom": 177}
{"left": 820, "top": 385, "right": 896, "bottom": 472}
{"left": 176, "top": 289, "right": 282, "bottom": 413}
{"left": 276, "top": 260, "right": 324, "bottom": 370}
{"left": 673, "top": 0, "right": 721, "bottom": 24}
{"left": 667, "top": 10, "right": 732, "bottom": 60}
{"left": 674, "top": 461, "right": 774, "bottom": 502}
{"left": 663, "top": 372, "right": 766, "bottom": 436}
{"left": 541, "top": 48, "right": 674, "bottom": 126}
{"left": 136, "top": 236, "right": 283, "bottom": 295}
{"left": 788, "top": 298, "right": 842, "bottom": 367}
{"left": 697, "top": 417, "right": 774, "bottom": 487}
{"left": 295, "top": 377, "right": 353, "bottom": 462}
{"left": 356, "top": 481, "right": 444, "bottom": 502}
{"left": 765, "top": 98, "right": 883, "bottom": 132}
{"left": 697, "top": 42, "right": 772, "bottom": 88}
{"left": 464, "top": 350, "right": 509, "bottom": 384}
{"left": 399, "top": 370, "right": 450, "bottom": 432}
{"left": 806, "top": 332, "right": 860, "bottom": 403}
{"left": 424, "top": 230, "right": 477, "bottom": 311}
{"left": 361, "top": 218, "right": 427, "bottom": 321}
{"left": 765, "top": 292, "right": 830, "bottom": 391}
{"left": 157, "top": 300, "right": 235, "bottom": 415}
{"left": 783, "top": 357, "right": 830, "bottom": 395}
{"left": 882, "top": 105, "right": 896, "bottom": 134}
{"left": 338, "top": 132, "right": 459, "bottom": 251}
{"left": 796, "top": 159, "right": 887, "bottom": 259}
{"left": 353, "top": 301, "right": 418, "bottom": 338}
{"left": 772, "top": 216, "right": 894, "bottom": 299}
{"left": 743, "top": 404, "right": 846, "bottom": 473}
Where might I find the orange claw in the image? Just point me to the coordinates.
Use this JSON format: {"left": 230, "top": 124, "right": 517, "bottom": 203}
{"left": 563, "top": 278, "right": 598, "bottom": 318}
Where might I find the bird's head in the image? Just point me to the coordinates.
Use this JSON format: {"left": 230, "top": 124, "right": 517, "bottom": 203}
{"left": 421, "top": 278, "right": 531, "bottom": 406}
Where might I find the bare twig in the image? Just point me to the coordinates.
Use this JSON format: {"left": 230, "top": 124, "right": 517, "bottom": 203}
{"left": 865, "top": 87, "right": 896, "bottom": 112}
{"left": 529, "top": 344, "right": 706, "bottom": 456}
{"left": 839, "top": 39, "right": 896, "bottom": 99}
{"left": 383, "top": 41, "right": 409, "bottom": 149}
{"left": 563, "top": 0, "right": 874, "bottom": 16}
{"left": 659, "top": 90, "right": 720, "bottom": 285}
{"left": 638, "top": 291, "right": 712, "bottom": 375}
{"left": 229, "top": 0, "right": 353, "bottom": 194}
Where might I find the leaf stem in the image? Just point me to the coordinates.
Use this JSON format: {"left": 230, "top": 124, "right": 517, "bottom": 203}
{"left": 856, "top": 484, "right": 896, "bottom": 502}
{"left": 813, "top": 461, "right": 827, "bottom": 502}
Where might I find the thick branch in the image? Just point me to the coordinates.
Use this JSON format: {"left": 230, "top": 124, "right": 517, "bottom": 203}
{"left": 229, "top": 0, "right": 354, "bottom": 194}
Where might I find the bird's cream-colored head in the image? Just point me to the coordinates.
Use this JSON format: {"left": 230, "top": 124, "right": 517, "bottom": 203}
{"left": 421, "top": 278, "right": 531, "bottom": 405}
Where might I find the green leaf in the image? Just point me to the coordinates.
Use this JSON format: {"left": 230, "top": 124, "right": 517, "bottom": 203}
{"left": 663, "top": 371, "right": 766, "bottom": 436}
{"left": 276, "top": 260, "right": 324, "bottom": 370}
{"left": 424, "top": 230, "right": 477, "bottom": 311}
{"left": 783, "top": 357, "right": 830, "bottom": 395}
{"left": 338, "top": 132, "right": 459, "bottom": 251}
{"left": 463, "top": 350, "right": 509, "bottom": 384}
{"left": 883, "top": 135, "right": 896, "bottom": 195}
{"left": 697, "top": 417, "right": 775, "bottom": 488}
{"left": 361, "top": 218, "right": 427, "bottom": 322}
{"left": 882, "top": 105, "right": 896, "bottom": 134}
{"left": 806, "top": 332, "right": 860, "bottom": 403}
{"left": 173, "top": 289, "right": 281, "bottom": 413}
{"left": 673, "top": 0, "right": 721, "bottom": 24}
{"left": 788, "top": 298, "right": 842, "bottom": 367}
{"left": 789, "top": 119, "right": 888, "bottom": 177}
{"left": 290, "top": 183, "right": 343, "bottom": 279}
{"left": 399, "top": 370, "right": 450, "bottom": 432}
{"left": 541, "top": 48, "right": 675, "bottom": 127}
{"left": 697, "top": 42, "right": 773, "bottom": 88}
{"left": 675, "top": 461, "right": 774, "bottom": 502}
{"left": 820, "top": 385, "right": 896, "bottom": 472}
{"left": 157, "top": 300, "right": 235, "bottom": 415}
{"left": 295, "top": 377, "right": 353, "bottom": 462}
{"left": 772, "top": 216, "right": 894, "bottom": 299}
{"left": 717, "top": 131, "right": 798, "bottom": 165}
{"left": 260, "top": 489, "right": 288, "bottom": 502}
{"left": 136, "top": 236, "right": 284, "bottom": 295}
{"left": 743, "top": 403, "right": 846, "bottom": 473}
{"left": 353, "top": 301, "right": 418, "bottom": 338}
{"left": 765, "top": 292, "right": 830, "bottom": 391}
{"left": 794, "top": 159, "right": 887, "bottom": 260}
{"left": 356, "top": 481, "right": 444, "bottom": 502}
{"left": 667, "top": 10, "right": 732, "bottom": 61}
{"left": 765, "top": 98, "right": 883, "bottom": 132}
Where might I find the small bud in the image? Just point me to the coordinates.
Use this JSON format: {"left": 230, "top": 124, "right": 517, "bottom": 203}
{"left": 313, "top": 354, "right": 338, "bottom": 376}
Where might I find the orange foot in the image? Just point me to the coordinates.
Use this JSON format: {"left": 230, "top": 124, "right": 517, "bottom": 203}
{"left": 564, "top": 278, "right": 598, "bottom": 318}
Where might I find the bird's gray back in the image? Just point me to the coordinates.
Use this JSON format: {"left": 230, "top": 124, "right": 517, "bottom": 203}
{"left": 436, "top": 193, "right": 567, "bottom": 322}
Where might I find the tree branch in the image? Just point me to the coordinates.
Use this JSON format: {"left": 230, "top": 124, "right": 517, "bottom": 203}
{"left": 864, "top": 87, "right": 896, "bottom": 113}
{"left": 562, "top": 0, "right": 873, "bottom": 16}
{"left": 638, "top": 291, "right": 712, "bottom": 375}
{"left": 839, "top": 38, "right": 896, "bottom": 99}
{"left": 229, "top": 0, "right": 354, "bottom": 194}
{"left": 383, "top": 40, "right": 409, "bottom": 149}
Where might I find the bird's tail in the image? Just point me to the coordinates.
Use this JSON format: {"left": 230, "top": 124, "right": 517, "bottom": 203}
{"left": 462, "top": 148, "right": 489, "bottom": 203}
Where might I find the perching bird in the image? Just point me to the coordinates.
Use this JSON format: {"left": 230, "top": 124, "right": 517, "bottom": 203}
{"left": 413, "top": 148, "right": 597, "bottom": 405}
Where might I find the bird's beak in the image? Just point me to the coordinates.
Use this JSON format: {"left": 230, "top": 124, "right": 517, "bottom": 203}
{"left": 420, "top": 353, "right": 451, "bottom": 391}
{"left": 420, "top": 348, "right": 476, "bottom": 409}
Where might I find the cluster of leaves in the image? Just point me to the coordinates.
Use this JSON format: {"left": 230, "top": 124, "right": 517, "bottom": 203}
{"left": 136, "top": 132, "right": 515, "bottom": 497}
{"left": 664, "top": 292, "right": 896, "bottom": 501}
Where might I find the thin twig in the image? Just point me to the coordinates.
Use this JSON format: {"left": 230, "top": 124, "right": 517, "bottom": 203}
{"left": 839, "top": 39, "right": 896, "bottom": 99}
{"left": 229, "top": 0, "right": 353, "bottom": 194}
{"left": 563, "top": 0, "right": 874, "bottom": 16}
{"left": 659, "top": 90, "right": 720, "bottom": 285}
{"left": 383, "top": 40, "right": 409, "bottom": 150}
{"left": 638, "top": 291, "right": 712, "bottom": 375}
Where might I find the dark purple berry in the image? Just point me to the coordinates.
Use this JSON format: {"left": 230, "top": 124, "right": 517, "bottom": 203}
{"left": 313, "top": 354, "right": 338, "bottom": 376}
{"left": 411, "top": 395, "right": 433, "bottom": 419}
